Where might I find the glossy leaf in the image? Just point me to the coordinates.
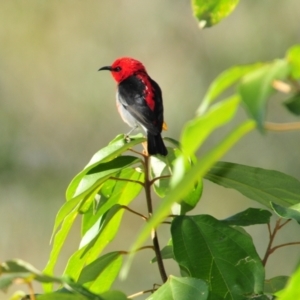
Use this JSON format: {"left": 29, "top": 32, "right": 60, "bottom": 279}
{"left": 123, "top": 120, "right": 255, "bottom": 278}
{"left": 63, "top": 206, "right": 124, "bottom": 281}
{"left": 238, "top": 59, "right": 290, "bottom": 130}
{"left": 77, "top": 252, "right": 123, "bottom": 294}
{"left": 81, "top": 168, "right": 144, "bottom": 238}
{"left": 66, "top": 134, "right": 145, "bottom": 200}
{"left": 182, "top": 95, "right": 240, "bottom": 157}
{"left": 147, "top": 276, "right": 208, "bottom": 300}
{"left": 286, "top": 44, "right": 300, "bottom": 79}
{"left": 271, "top": 202, "right": 300, "bottom": 223}
{"left": 277, "top": 266, "right": 300, "bottom": 299}
{"left": 179, "top": 179, "right": 203, "bottom": 215}
{"left": 264, "top": 276, "right": 289, "bottom": 295}
{"left": 44, "top": 208, "right": 79, "bottom": 289}
{"left": 72, "top": 156, "right": 140, "bottom": 199}
{"left": 191, "top": 0, "right": 239, "bottom": 28}
{"left": 205, "top": 162, "right": 300, "bottom": 208}
{"left": 284, "top": 94, "right": 300, "bottom": 115}
{"left": 221, "top": 208, "right": 272, "bottom": 226}
{"left": 171, "top": 215, "right": 264, "bottom": 299}
{"left": 198, "top": 64, "right": 262, "bottom": 114}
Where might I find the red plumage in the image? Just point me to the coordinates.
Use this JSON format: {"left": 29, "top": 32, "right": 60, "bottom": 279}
{"left": 99, "top": 57, "right": 168, "bottom": 156}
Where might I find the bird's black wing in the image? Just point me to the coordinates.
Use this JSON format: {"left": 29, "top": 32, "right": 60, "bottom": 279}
{"left": 118, "top": 75, "right": 162, "bottom": 134}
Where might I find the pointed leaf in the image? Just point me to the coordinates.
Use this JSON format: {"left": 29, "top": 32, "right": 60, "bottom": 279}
{"left": 277, "top": 265, "right": 300, "bottom": 299}
{"left": 198, "top": 64, "right": 262, "bottom": 114}
{"left": 66, "top": 134, "right": 145, "bottom": 200}
{"left": 270, "top": 202, "right": 300, "bottom": 223}
{"left": 77, "top": 252, "right": 123, "bottom": 294}
{"left": 238, "top": 59, "right": 290, "bottom": 130}
{"left": 191, "top": 0, "right": 239, "bottom": 28}
{"left": 182, "top": 95, "right": 240, "bottom": 156}
{"left": 264, "top": 276, "right": 289, "bottom": 295}
{"left": 73, "top": 156, "right": 140, "bottom": 199}
{"left": 171, "top": 215, "right": 264, "bottom": 299}
{"left": 221, "top": 208, "right": 272, "bottom": 226}
{"left": 286, "top": 44, "right": 300, "bottom": 79}
{"left": 205, "top": 162, "right": 300, "bottom": 208}
{"left": 147, "top": 275, "right": 208, "bottom": 300}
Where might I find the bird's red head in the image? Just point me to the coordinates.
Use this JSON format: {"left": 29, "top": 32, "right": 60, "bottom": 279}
{"left": 98, "top": 57, "right": 147, "bottom": 83}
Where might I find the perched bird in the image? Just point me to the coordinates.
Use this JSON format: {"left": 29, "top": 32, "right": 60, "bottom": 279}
{"left": 99, "top": 57, "right": 168, "bottom": 156}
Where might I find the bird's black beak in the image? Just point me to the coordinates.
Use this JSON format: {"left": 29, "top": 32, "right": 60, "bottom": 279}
{"left": 98, "top": 66, "right": 112, "bottom": 71}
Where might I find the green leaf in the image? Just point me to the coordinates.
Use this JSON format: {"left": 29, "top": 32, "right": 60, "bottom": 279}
{"left": 179, "top": 179, "right": 203, "bottom": 215}
{"left": 123, "top": 120, "right": 254, "bottom": 278}
{"left": 284, "top": 93, "right": 300, "bottom": 116}
{"left": 43, "top": 208, "right": 79, "bottom": 289}
{"left": 277, "top": 265, "right": 300, "bottom": 299}
{"left": 66, "top": 134, "right": 145, "bottom": 200}
{"left": 238, "top": 59, "right": 290, "bottom": 130}
{"left": 198, "top": 64, "right": 262, "bottom": 114}
{"left": 264, "top": 276, "right": 289, "bottom": 295}
{"left": 151, "top": 245, "right": 174, "bottom": 263}
{"left": 191, "top": 0, "right": 239, "bottom": 28}
{"left": 77, "top": 252, "right": 123, "bottom": 294}
{"left": 221, "top": 208, "right": 272, "bottom": 226}
{"left": 182, "top": 95, "right": 240, "bottom": 157}
{"left": 205, "top": 162, "right": 300, "bottom": 208}
{"left": 63, "top": 206, "right": 124, "bottom": 281}
{"left": 73, "top": 156, "right": 140, "bottom": 199}
{"left": 147, "top": 275, "right": 208, "bottom": 300}
{"left": 151, "top": 152, "right": 173, "bottom": 198}
{"left": 81, "top": 168, "right": 143, "bottom": 239}
{"left": 171, "top": 215, "right": 264, "bottom": 299}
{"left": 271, "top": 202, "right": 300, "bottom": 223}
{"left": 286, "top": 44, "right": 300, "bottom": 79}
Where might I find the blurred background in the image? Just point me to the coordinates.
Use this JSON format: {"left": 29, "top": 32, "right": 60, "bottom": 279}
{"left": 1, "top": 0, "right": 300, "bottom": 298}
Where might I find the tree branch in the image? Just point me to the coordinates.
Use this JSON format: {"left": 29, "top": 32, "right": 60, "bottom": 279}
{"left": 119, "top": 205, "right": 148, "bottom": 221}
{"left": 264, "top": 122, "right": 300, "bottom": 132}
{"left": 109, "top": 176, "right": 144, "bottom": 187}
{"left": 144, "top": 155, "right": 168, "bottom": 283}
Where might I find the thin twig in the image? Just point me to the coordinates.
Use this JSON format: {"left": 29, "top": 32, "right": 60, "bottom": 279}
{"left": 119, "top": 205, "right": 148, "bottom": 221}
{"left": 109, "top": 176, "right": 144, "bottom": 187}
{"left": 144, "top": 155, "right": 168, "bottom": 283}
{"left": 27, "top": 282, "right": 36, "bottom": 300}
{"left": 128, "top": 148, "right": 146, "bottom": 157}
{"left": 267, "top": 223, "right": 272, "bottom": 239}
{"left": 149, "top": 175, "right": 171, "bottom": 186}
{"left": 269, "top": 242, "right": 300, "bottom": 254}
{"left": 262, "top": 219, "right": 281, "bottom": 266}
{"left": 128, "top": 288, "right": 158, "bottom": 299}
{"left": 264, "top": 122, "right": 300, "bottom": 132}
{"left": 118, "top": 245, "right": 155, "bottom": 255}
{"left": 278, "top": 219, "right": 291, "bottom": 229}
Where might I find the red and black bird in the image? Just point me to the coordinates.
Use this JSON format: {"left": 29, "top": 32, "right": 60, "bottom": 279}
{"left": 99, "top": 57, "right": 168, "bottom": 156}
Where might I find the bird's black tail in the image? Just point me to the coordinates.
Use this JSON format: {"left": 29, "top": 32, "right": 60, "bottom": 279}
{"left": 147, "top": 132, "right": 168, "bottom": 156}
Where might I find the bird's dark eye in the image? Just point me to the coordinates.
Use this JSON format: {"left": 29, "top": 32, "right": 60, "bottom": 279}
{"left": 114, "top": 66, "right": 122, "bottom": 72}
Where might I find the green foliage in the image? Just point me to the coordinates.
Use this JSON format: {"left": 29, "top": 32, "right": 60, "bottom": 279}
{"left": 1, "top": 2, "right": 300, "bottom": 300}
{"left": 191, "top": 0, "right": 239, "bottom": 28}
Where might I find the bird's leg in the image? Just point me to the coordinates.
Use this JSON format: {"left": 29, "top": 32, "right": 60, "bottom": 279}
{"left": 124, "top": 124, "right": 138, "bottom": 142}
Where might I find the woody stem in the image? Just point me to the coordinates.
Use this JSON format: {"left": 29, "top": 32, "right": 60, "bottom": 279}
{"left": 144, "top": 155, "right": 168, "bottom": 283}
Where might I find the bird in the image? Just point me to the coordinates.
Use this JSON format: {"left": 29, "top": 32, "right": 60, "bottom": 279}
{"left": 98, "top": 57, "right": 168, "bottom": 156}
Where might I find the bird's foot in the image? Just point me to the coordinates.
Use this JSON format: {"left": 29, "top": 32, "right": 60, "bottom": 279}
{"left": 124, "top": 134, "right": 131, "bottom": 143}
